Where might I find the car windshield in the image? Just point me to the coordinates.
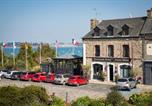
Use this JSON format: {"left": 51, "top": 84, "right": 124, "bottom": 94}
{"left": 29, "top": 72, "right": 35, "bottom": 74}
{"left": 34, "top": 74, "right": 39, "bottom": 78}
{"left": 7, "top": 71, "right": 11, "bottom": 74}
{"left": 118, "top": 79, "right": 128, "bottom": 82}
{"left": 70, "top": 77, "right": 76, "bottom": 79}
{"left": 12, "top": 72, "right": 19, "bottom": 75}
{"left": 63, "top": 75, "right": 69, "bottom": 78}
{"left": 56, "top": 75, "right": 62, "bottom": 78}
{"left": 22, "top": 72, "right": 27, "bottom": 75}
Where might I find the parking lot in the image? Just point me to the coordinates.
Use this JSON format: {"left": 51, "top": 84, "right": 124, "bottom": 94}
{"left": 0, "top": 78, "right": 145, "bottom": 102}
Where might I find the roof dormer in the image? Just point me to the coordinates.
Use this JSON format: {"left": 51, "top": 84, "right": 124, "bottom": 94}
{"left": 107, "top": 25, "right": 114, "bottom": 36}
{"left": 122, "top": 24, "right": 129, "bottom": 35}
{"left": 93, "top": 26, "right": 100, "bottom": 36}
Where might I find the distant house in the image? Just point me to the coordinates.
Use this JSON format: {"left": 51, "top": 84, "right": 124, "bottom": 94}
{"left": 82, "top": 8, "right": 152, "bottom": 84}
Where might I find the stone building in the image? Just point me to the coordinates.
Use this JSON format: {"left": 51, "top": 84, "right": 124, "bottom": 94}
{"left": 82, "top": 8, "right": 152, "bottom": 84}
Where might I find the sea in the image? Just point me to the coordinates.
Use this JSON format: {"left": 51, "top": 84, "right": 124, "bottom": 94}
{"left": 3, "top": 44, "right": 83, "bottom": 57}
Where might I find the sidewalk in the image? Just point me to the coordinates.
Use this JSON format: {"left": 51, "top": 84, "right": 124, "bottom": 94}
{"left": 89, "top": 80, "right": 152, "bottom": 91}
{"left": 89, "top": 79, "right": 115, "bottom": 86}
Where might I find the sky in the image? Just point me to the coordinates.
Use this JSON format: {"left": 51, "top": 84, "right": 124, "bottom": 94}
{"left": 0, "top": 0, "right": 152, "bottom": 43}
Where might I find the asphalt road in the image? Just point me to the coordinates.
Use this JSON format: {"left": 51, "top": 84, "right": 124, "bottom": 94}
{"left": 0, "top": 79, "right": 143, "bottom": 102}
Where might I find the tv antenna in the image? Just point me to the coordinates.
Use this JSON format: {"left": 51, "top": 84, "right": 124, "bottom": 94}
{"left": 93, "top": 8, "right": 101, "bottom": 19}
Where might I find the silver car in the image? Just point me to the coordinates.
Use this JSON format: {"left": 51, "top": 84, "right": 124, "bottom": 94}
{"left": 54, "top": 74, "right": 70, "bottom": 85}
{"left": 5, "top": 71, "right": 18, "bottom": 79}
{"left": 116, "top": 78, "right": 137, "bottom": 91}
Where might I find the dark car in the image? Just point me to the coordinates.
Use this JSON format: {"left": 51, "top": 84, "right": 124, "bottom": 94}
{"left": 11, "top": 71, "right": 23, "bottom": 80}
{"left": 67, "top": 75, "right": 88, "bottom": 86}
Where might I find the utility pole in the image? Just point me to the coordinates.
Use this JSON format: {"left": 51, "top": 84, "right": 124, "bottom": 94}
{"left": 25, "top": 43, "right": 28, "bottom": 70}
{"left": 39, "top": 43, "right": 42, "bottom": 64}
{"left": 1, "top": 46, "right": 3, "bottom": 67}
{"left": 13, "top": 47, "right": 15, "bottom": 67}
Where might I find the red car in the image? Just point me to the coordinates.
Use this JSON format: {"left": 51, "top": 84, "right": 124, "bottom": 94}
{"left": 32, "top": 72, "right": 47, "bottom": 82}
{"left": 45, "top": 73, "right": 55, "bottom": 83}
{"left": 67, "top": 75, "right": 88, "bottom": 86}
{"left": 20, "top": 72, "right": 36, "bottom": 81}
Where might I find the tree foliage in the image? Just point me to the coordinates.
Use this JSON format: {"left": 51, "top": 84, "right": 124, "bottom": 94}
{"left": 0, "top": 85, "right": 49, "bottom": 106}
{"left": 16, "top": 43, "right": 34, "bottom": 70}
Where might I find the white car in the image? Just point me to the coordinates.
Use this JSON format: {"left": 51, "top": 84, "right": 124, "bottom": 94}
{"left": 0, "top": 69, "right": 9, "bottom": 78}
{"left": 54, "top": 74, "right": 70, "bottom": 85}
{"left": 5, "top": 71, "right": 18, "bottom": 79}
{"left": 116, "top": 78, "right": 137, "bottom": 91}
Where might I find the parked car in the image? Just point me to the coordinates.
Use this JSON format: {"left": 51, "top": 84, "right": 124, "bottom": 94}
{"left": 11, "top": 71, "right": 23, "bottom": 80}
{"left": 67, "top": 75, "right": 88, "bottom": 86}
{"left": 5, "top": 71, "right": 18, "bottom": 79}
{"left": 45, "top": 73, "right": 55, "bottom": 83}
{"left": 116, "top": 78, "right": 137, "bottom": 91}
{"left": 54, "top": 74, "right": 70, "bottom": 85}
{"left": 0, "top": 69, "right": 9, "bottom": 78}
{"left": 20, "top": 72, "right": 36, "bottom": 81}
{"left": 32, "top": 72, "right": 47, "bottom": 82}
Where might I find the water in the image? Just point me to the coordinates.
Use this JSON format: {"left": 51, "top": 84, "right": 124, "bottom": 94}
{"left": 3, "top": 46, "right": 83, "bottom": 57}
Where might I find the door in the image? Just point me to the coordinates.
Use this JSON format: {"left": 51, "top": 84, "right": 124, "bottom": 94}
{"left": 109, "top": 65, "right": 114, "bottom": 81}
{"left": 144, "top": 62, "right": 152, "bottom": 84}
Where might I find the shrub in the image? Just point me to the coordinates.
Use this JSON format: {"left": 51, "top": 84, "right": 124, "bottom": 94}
{"left": 89, "top": 98, "right": 105, "bottom": 106}
{"left": 71, "top": 96, "right": 106, "bottom": 106}
{"left": 21, "top": 85, "right": 49, "bottom": 104}
{"left": 71, "top": 96, "right": 91, "bottom": 106}
{"left": 0, "top": 85, "right": 49, "bottom": 106}
{"left": 99, "top": 71, "right": 106, "bottom": 81}
{"left": 106, "top": 90, "right": 128, "bottom": 106}
{"left": 50, "top": 96, "right": 66, "bottom": 106}
{"left": 0, "top": 86, "right": 21, "bottom": 106}
{"left": 129, "top": 92, "right": 152, "bottom": 106}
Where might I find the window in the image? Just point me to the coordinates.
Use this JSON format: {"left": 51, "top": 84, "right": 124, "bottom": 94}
{"left": 107, "top": 25, "right": 114, "bottom": 36}
{"left": 123, "top": 45, "right": 129, "bottom": 57}
{"left": 108, "top": 45, "right": 114, "bottom": 57}
{"left": 94, "top": 27, "right": 100, "bottom": 36}
{"left": 95, "top": 45, "right": 100, "bottom": 56}
{"left": 122, "top": 25, "right": 129, "bottom": 35}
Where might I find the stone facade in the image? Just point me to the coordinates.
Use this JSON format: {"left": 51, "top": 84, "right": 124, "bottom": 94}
{"left": 82, "top": 9, "right": 152, "bottom": 83}
{"left": 83, "top": 38, "right": 143, "bottom": 82}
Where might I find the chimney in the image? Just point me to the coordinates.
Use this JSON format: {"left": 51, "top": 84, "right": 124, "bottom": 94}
{"left": 90, "top": 19, "right": 99, "bottom": 30}
{"left": 147, "top": 8, "right": 152, "bottom": 19}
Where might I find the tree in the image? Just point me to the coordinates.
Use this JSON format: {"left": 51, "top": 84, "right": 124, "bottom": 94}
{"left": 16, "top": 43, "right": 34, "bottom": 70}
{"left": 40, "top": 43, "right": 55, "bottom": 60}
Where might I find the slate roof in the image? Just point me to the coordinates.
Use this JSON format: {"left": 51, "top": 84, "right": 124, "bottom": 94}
{"left": 141, "top": 18, "right": 152, "bottom": 34}
{"left": 83, "top": 16, "right": 149, "bottom": 39}
{"left": 53, "top": 55, "right": 82, "bottom": 60}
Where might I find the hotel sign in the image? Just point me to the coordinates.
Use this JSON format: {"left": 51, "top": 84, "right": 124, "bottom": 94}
{"left": 92, "top": 57, "right": 131, "bottom": 62}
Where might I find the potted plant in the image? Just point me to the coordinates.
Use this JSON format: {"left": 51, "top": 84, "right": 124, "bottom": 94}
{"left": 82, "top": 65, "right": 91, "bottom": 79}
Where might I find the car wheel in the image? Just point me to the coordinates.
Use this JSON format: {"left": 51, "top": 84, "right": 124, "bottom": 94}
{"left": 63, "top": 81, "right": 66, "bottom": 85}
{"left": 1, "top": 75, "right": 5, "bottom": 79}
{"left": 76, "top": 83, "right": 79, "bottom": 86}
{"left": 128, "top": 87, "right": 131, "bottom": 91}
{"left": 134, "top": 85, "right": 137, "bottom": 88}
